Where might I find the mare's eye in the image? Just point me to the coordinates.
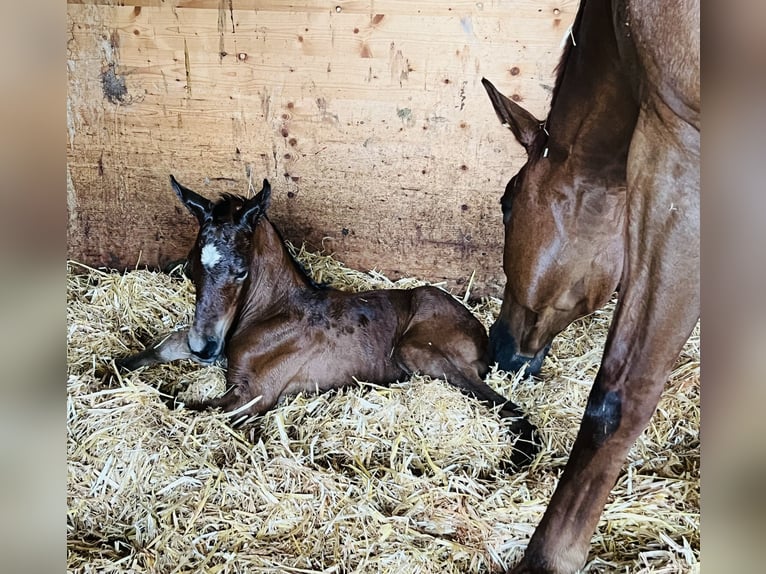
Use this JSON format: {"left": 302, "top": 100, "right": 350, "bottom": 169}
{"left": 234, "top": 269, "right": 249, "bottom": 281}
{"left": 501, "top": 194, "right": 513, "bottom": 215}
{"left": 500, "top": 177, "right": 516, "bottom": 224}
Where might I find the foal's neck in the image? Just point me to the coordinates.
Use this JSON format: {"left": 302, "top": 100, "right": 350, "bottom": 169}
{"left": 240, "top": 217, "right": 315, "bottom": 318}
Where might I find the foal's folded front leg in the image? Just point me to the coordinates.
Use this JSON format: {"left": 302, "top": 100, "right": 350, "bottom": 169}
{"left": 116, "top": 329, "right": 197, "bottom": 370}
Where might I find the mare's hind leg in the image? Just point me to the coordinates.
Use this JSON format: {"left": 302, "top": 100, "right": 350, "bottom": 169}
{"left": 394, "top": 336, "right": 539, "bottom": 469}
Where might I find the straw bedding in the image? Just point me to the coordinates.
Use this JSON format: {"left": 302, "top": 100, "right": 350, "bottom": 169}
{"left": 67, "top": 246, "right": 699, "bottom": 573}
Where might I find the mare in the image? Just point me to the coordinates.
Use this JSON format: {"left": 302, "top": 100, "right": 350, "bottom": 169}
{"left": 482, "top": 0, "right": 699, "bottom": 571}
{"left": 118, "top": 175, "right": 538, "bottom": 467}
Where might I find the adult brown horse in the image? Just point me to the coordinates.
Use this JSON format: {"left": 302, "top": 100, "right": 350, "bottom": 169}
{"left": 118, "top": 175, "right": 538, "bottom": 468}
{"left": 482, "top": 0, "right": 699, "bottom": 572}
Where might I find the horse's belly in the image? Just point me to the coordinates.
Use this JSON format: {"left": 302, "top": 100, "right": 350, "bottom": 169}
{"left": 304, "top": 346, "right": 402, "bottom": 391}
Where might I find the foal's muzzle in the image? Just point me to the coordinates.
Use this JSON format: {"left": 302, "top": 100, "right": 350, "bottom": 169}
{"left": 489, "top": 319, "right": 550, "bottom": 376}
{"left": 189, "top": 336, "right": 222, "bottom": 363}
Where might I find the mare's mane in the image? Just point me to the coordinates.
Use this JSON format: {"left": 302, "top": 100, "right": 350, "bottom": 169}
{"left": 547, "top": 0, "right": 587, "bottom": 117}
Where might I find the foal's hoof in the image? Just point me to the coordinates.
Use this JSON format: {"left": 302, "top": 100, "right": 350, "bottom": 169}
{"left": 507, "top": 420, "right": 541, "bottom": 471}
{"left": 163, "top": 258, "right": 189, "bottom": 276}
{"left": 114, "top": 356, "right": 138, "bottom": 371}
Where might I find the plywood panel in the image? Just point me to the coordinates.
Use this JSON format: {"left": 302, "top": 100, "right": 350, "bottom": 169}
{"left": 67, "top": 0, "right": 578, "bottom": 296}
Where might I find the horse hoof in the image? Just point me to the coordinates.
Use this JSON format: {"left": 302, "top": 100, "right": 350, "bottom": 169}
{"left": 507, "top": 420, "right": 541, "bottom": 471}
{"left": 163, "top": 258, "right": 189, "bottom": 276}
{"left": 114, "top": 357, "right": 129, "bottom": 371}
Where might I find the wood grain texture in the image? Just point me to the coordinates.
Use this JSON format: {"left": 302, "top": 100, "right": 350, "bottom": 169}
{"left": 67, "top": 0, "right": 577, "bottom": 297}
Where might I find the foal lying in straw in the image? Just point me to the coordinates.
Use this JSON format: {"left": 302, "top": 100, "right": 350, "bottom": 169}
{"left": 118, "top": 176, "right": 537, "bottom": 467}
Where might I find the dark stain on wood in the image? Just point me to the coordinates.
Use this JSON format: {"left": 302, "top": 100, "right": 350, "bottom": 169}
{"left": 100, "top": 64, "right": 128, "bottom": 104}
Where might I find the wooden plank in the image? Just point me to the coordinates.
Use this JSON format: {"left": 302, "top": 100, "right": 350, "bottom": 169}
{"left": 67, "top": 0, "right": 578, "bottom": 296}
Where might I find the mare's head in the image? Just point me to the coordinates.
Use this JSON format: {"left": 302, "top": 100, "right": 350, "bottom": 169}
{"left": 171, "top": 175, "right": 271, "bottom": 363}
{"left": 482, "top": 79, "right": 626, "bottom": 376}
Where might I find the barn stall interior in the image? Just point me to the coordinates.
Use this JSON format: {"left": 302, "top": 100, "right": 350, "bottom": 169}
{"left": 67, "top": 1, "right": 700, "bottom": 572}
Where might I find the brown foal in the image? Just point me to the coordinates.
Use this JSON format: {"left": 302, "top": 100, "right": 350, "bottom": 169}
{"left": 118, "top": 175, "right": 538, "bottom": 468}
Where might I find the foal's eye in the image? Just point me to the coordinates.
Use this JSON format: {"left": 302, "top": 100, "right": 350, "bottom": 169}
{"left": 234, "top": 269, "right": 249, "bottom": 281}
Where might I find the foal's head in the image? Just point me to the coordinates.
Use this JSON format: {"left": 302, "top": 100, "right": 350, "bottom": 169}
{"left": 171, "top": 175, "right": 271, "bottom": 363}
{"left": 483, "top": 80, "right": 626, "bottom": 375}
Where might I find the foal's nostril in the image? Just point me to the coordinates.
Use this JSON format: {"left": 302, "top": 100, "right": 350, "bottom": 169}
{"left": 193, "top": 338, "right": 221, "bottom": 362}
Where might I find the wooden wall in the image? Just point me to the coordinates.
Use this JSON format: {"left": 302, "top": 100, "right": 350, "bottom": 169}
{"left": 67, "top": 0, "right": 577, "bottom": 297}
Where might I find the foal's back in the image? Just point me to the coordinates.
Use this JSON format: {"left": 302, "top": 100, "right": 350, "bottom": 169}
{"left": 228, "top": 283, "right": 489, "bottom": 398}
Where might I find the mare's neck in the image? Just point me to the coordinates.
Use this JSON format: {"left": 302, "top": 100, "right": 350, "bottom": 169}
{"left": 546, "top": 1, "right": 638, "bottom": 180}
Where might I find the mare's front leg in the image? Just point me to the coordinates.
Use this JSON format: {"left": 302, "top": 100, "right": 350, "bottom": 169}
{"left": 116, "top": 329, "right": 198, "bottom": 371}
{"left": 510, "top": 106, "right": 699, "bottom": 573}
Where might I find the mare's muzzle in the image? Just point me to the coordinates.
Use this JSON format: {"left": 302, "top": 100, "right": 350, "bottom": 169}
{"left": 489, "top": 319, "right": 550, "bottom": 376}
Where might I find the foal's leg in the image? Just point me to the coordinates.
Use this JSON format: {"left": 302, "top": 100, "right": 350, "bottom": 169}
{"left": 510, "top": 108, "right": 699, "bottom": 573}
{"left": 116, "top": 329, "right": 199, "bottom": 370}
{"left": 394, "top": 332, "right": 539, "bottom": 469}
{"left": 181, "top": 385, "right": 267, "bottom": 426}
{"left": 180, "top": 361, "right": 282, "bottom": 425}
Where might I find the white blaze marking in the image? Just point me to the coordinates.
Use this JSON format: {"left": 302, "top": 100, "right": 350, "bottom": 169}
{"left": 201, "top": 243, "right": 221, "bottom": 269}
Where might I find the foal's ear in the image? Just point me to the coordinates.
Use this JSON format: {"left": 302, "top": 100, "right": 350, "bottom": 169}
{"left": 481, "top": 77, "right": 541, "bottom": 151}
{"left": 170, "top": 175, "right": 212, "bottom": 223}
{"left": 240, "top": 179, "right": 272, "bottom": 226}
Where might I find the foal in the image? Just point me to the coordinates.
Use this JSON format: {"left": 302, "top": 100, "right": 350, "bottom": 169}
{"left": 119, "top": 175, "right": 537, "bottom": 466}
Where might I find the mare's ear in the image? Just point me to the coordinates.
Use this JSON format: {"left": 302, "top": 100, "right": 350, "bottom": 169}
{"left": 481, "top": 77, "right": 541, "bottom": 151}
{"left": 240, "top": 179, "right": 272, "bottom": 226}
{"left": 170, "top": 175, "right": 212, "bottom": 223}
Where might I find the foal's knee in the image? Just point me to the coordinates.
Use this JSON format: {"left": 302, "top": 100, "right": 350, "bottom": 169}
{"left": 116, "top": 330, "right": 193, "bottom": 371}
{"left": 115, "top": 347, "right": 162, "bottom": 371}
